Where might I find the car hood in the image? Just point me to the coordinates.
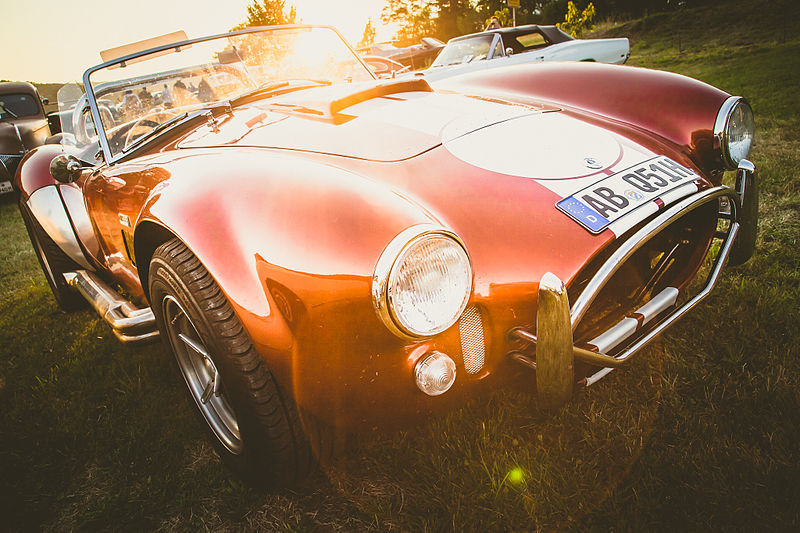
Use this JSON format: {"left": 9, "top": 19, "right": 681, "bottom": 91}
{"left": 0, "top": 121, "right": 27, "bottom": 154}
{"left": 1, "top": 117, "right": 49, "bottom": 154}
{"left": 178, "top": 84, "right": 678, "bottom": 220}
{"left": 178, "top": 84, "right": 561, "bottom": 161}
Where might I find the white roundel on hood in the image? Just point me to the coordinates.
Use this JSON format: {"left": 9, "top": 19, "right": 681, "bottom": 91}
{"left": 443, "top": 112, "right": 626, "bottom": 181}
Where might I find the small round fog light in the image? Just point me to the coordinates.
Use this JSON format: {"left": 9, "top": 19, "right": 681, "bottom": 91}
{"left": 415, "top": 352, "right": 457, "bottom": 396}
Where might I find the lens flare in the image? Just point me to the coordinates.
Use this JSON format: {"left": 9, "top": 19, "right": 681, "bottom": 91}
{"left": 507, "top": 467, "right": 525, "bottom": 486}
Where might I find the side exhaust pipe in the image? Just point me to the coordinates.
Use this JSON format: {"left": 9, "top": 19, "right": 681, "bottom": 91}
{"left": 63, "top": 270, "right": 159, "bottom": 343}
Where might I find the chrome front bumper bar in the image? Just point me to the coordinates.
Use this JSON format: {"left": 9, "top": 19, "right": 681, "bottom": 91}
{"left": 510, "top": 161, "right": 758, "bottom": 403}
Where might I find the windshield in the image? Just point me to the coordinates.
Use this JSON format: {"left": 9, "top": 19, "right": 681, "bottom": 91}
{"left": 0, "top": 93, "right": 41, "bottom": 120}
{"left": 61, "top": 26, "right": 372, "bottom": 162}
{"left": 431, "top": 34, "right": 496, "bottom": 67}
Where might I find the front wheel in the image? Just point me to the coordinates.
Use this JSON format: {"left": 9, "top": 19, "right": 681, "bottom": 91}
{"left": 148, "top": 238, "right": 311, "bottom": 487}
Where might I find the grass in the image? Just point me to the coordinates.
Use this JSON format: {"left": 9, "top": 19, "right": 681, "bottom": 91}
{"left": 2, "top": 0, "right": 800, "bottom": 529}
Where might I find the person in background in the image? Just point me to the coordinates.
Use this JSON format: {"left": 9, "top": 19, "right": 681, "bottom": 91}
{"left": 161, "top": 83, "right": 173, "bottom": 108}
{"left": 138, "top": 87, "right": 152, "bottom": 107}
{"left": 485, "top": 16, "right": 502, "bottom": 31}
{"left": 197, "top": 78, "right": 216, "bottom": 103}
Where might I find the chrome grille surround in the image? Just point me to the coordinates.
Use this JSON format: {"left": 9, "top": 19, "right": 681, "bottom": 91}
{"left": 509, "top": 182, "right": 749, "bottom": 385}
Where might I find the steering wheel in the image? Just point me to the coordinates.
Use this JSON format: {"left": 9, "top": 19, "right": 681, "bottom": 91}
{"left": 122, "top": 110, "right": 179, "bottom": 151}
{"left": 73, "top": 105, "right": 115, "bottom": 146}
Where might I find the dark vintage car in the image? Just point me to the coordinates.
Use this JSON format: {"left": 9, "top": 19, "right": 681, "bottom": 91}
{"left": 0, "top": 82, "right": 50, "bottom": 195}
{"left": 16, "top": 25, "right": 757, "bottom": 487}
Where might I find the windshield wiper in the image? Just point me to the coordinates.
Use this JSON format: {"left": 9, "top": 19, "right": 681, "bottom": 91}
{"left": 231, "top": 79, "right": 332, "bottom": 107}
{"left": 122, "top": 112, "right": 189, "bottom": 154}
{"left": 0, "top": 103, "right": 18, "bottom": 118}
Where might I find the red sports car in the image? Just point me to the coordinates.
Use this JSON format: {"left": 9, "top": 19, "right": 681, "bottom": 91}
{"left": 15, "top": 25, "right": 757, "bottom": 487}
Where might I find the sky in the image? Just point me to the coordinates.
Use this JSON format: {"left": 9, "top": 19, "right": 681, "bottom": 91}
{"left": 1, "top": 0, "right": 394, "bottom": 83}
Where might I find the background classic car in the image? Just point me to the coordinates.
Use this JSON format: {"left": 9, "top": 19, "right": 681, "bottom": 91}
{"left": 358, "top": 37, "right": 445, "bottom": 70}
{"left": 414, "top": 24, "right": 629, "bottom": 81}
{"left": 0, "top": 82, "right": 51, "bottom": 195}
{"left": 361, "top": 55, "right": 410, "bottom": 78}
{"left": 15, "top": 24, "right": 756, "bottom": 487}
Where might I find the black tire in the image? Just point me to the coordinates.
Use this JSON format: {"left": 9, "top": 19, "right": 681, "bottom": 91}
{"left": 18, "top": 200, "right": 84, "bottom": 311}
{"left": 148, "top": 238, "right": 312, "bottom": 488}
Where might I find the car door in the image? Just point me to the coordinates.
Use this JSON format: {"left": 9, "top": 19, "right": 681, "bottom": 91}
{"left": 82, "top": 158, "right": 169, "bottom": 300}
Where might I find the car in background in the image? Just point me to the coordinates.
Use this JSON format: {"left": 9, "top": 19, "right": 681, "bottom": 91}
{"left": 359, "top": 37, "right": 445, "bottom": 70}
{"left": 16, "top": 25, "right": 757, "bottom": 488}
{"left": 362, "top": 55, "right": 409, "bottom": 78}
{"left": 0, "top": 82, "right": 50, "bottom": 195}
{"left": 413, "top": 25, "right": 629, "bottom": 81}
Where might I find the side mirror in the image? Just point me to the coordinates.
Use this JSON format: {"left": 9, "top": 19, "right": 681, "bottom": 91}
{"left": 505, "top": 47, "right": 514, "bottom": 56}
{"left": 49, "top": 154, "right": 85, "bottom": 183}
{"left": 41, "top": 97, "right": 50, "bottom": 105}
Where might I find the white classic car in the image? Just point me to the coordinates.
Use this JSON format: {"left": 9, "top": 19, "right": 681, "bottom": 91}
{"left": 412, "top": 25, "right": 629, "bottom": 82}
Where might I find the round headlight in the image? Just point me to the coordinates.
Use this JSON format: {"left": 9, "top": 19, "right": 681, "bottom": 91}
{"left": 714, "top": 96, "right": 754, "bottom": 170}
{"left": 373, "top": 226, "right": 473, "bottom": 338}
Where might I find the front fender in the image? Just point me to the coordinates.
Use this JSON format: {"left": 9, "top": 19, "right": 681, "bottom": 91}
{"left": 133, "top": 148, "right": 440, "bottom": 401}
{"left": 14, "top": 143, "right": 66, "bottom": 201}
{"left": 14, "top": 144, "right": 97, "bottom": 270}
{"left": 436, "top": 61, "right": 729, "bottom": 176}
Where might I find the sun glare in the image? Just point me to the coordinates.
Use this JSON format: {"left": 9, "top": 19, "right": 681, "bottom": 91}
{"left": 2, "top": 0, "right": 396, "bottom": 82}
{"left": 291, "top": 0, "right": 396, "bottom": 45}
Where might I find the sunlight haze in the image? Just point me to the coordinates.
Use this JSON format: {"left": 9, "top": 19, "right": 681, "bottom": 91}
{"left": 1, "top": 0, "right": 392, "bottom": 82}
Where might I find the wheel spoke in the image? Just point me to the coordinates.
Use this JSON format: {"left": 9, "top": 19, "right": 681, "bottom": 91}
{"left": 162, "top": 292, "right": 241, "bottom": 454}
{"left": 212, "top": 365, "right": 222, "bottom": 397}
{"left": 178, "top": 332, "right": 209, "bottom": 358}
{"left": 200, "top": 376, "right": 215, "bottom": 404}
{"left": 169, "top": 306, "right": 185, "bottom": 326}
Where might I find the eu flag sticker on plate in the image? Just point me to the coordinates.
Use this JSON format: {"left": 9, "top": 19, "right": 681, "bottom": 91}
{"left": 556, "top": 196, "right": 609, "bottom": 233}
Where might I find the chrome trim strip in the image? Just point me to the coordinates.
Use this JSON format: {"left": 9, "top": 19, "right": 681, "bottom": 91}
{"left": 737, "top": 158, "right": 756, "bottom": 176}
{"left": 637, "top": 287, "right": 679, "bottom": 326}
{"left": 585, "top": 287, "right": 678, "bottom": 354}
{"left": 507, "top": 351, "right": 537, "bottom": 371}
{"left": 589, "top": 318, "right": 638, "bottom": 354}
{"left": 64, "top": 270, "right": 159, "bottom": 343}
{"left": 585, "top": 367, "right": 614, "bottom": 387}
{"left": 27, "top": 185, "right": 94, "bottom": 270}
{"left": 114, "top": 329, "right": 161, "bottom": 343}
{"left": 570, "top": 186, "right": 733, "bottom": 331}
{"left": 58, "top": 184, "right": 101, "bottom": 261}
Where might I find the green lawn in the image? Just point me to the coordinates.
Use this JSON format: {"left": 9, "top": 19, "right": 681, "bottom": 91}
{"left": 2, "top": 0, "right": 799, "bottom": 529}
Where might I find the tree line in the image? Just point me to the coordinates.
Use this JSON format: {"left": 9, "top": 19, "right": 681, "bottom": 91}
{"left": 236, "top": 0, "right": 714, "bottom": 46}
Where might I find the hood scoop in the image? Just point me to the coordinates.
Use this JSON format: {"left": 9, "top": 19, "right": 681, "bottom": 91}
{"left": 262, "top": 78, "right": 436, "bottom": 124}
{"left": 178, "top": 82, "right": 556, "bottom": 161}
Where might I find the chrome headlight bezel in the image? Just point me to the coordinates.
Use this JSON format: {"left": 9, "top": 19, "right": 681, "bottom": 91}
{"left": 714, "top": 96, "right": 754, "bottom": 170}
{"left": 372, "top": 225, "right": 473, "bottom": 339}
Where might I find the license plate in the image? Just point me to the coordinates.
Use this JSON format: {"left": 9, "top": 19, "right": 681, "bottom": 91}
{"left": 556, "top": 155, "right": 700, "bottom": 233}
{"left": 0, "top": 181, "right": 13, "bottom": 195}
